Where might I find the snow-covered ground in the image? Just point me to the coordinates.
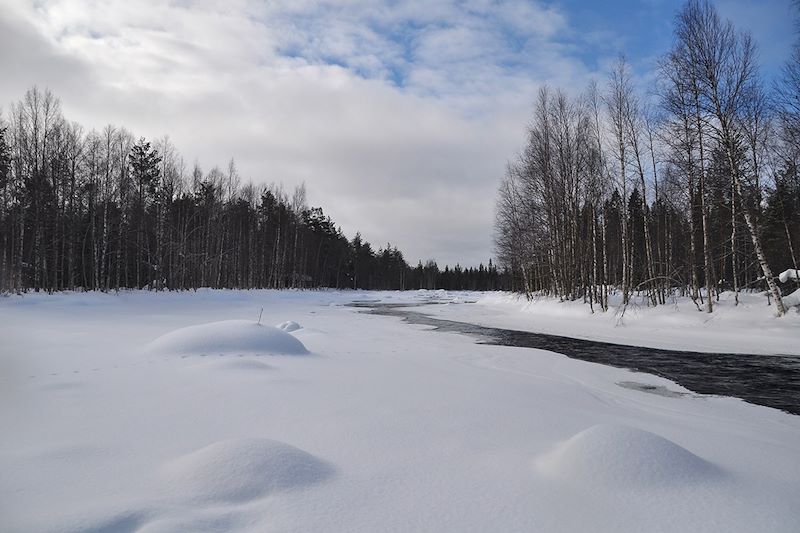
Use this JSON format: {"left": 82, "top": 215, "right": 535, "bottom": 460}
{"left": 425, "top": 289, "right": 800, "bottom": 355}
{"left": 1, "top": 289, "right": 798, "bottom": 532}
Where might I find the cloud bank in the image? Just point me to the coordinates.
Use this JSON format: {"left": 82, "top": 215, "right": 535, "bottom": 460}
{"left": 0, "top": 0, "right": 793, "bottom": 265}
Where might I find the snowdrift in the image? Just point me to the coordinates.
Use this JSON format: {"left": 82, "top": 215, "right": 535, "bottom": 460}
{"left": 782, "top": 288, "right": 800, "bottom": 308}
{"left": 146, "top": 320, "right": 308, "bottom": 356}
{"left": 536, "top": 424, "right": 720, "bottom": 488}
{"left": 4, "top": 290, "right": 799, "bottom": 533}
{"left": 779, "top": 269, "right": 800, "bottom": 283}
{"left": 276, "top": 320, "right": 302, "bottom": 332}
{"left": 160, "top": 438, "right": 333, "bottom": 503}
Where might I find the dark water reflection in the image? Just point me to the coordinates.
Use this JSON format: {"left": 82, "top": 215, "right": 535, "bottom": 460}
{"left": 351, "top": 302, "right": 800, "bottom": 416}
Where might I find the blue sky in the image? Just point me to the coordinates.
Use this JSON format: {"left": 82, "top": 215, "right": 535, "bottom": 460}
{"left": 1, "top": 0, "right": 797, "bottom": 266}
{"left": 259, "top": 0, "right": 795, "bottom": 98}
{"left": 561, "top": 0, "right": 794, "bottom": 80}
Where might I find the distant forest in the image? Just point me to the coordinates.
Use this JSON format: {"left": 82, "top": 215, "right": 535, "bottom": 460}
{"left": 495, "top": 0, "right": 800, "bottom": 315}
{"left": 0, "top": 94, "right": 505, "bottom": 293}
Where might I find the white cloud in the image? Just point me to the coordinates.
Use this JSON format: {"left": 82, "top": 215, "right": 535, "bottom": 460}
{"left": 0, "top": 0, "right": 601, "bottom": 266}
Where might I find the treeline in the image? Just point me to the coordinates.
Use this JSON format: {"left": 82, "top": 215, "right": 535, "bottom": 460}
{"left": 495, "top": 0, "right": 800, "bottom": 315}
{"left": 410, "top": 259, "right": 506, "bottom": 291}
{"left": 0, "top": 90, "right": 503, "bottom": 292}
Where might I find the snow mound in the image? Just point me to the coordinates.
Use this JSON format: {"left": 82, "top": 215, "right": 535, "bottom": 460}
{"left": 146, "top": 320, "right": 308, "bottom": 356}
{"left": 276, "top": 320, "right": 302, "bottom": 332}
{"left": 536, "top": 424, "right": 719, "bottom": 488}
{"left": 160, "top": 438, "right": 333, "bottom": 503}
{"left": 779, "top": 268, "right": 799, "bottom": 283}
{"left": 783, "top": 288, "right": 800, "bottom": 308}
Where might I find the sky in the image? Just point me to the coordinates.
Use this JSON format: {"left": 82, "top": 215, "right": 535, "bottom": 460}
{"left": 0, "top": 0, "right": 796, "bottom": 266}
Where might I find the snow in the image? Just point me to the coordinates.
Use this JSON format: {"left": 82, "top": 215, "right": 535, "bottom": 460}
{"left": 419, "top": 290, "right": 800, "bottom": 355}
{"left": 159, "top": 438, "right": 333, "bottom": 503}
{"left": 276, "top": 320, "right": 303, "bottom": 332}
{"left": 783, "top": 288, "right": 800, "bottom": 308}
{"left": 1, "top": 289, "right": 798, "bottom": 532}
{"left": 146, "top": 319, "right": 308, "bottom": 356}
{"left": 535, "top": 424, "right": 720, "bottom": 488}
{"left": 778, "top": 268, "right": 800, "bottom": 283}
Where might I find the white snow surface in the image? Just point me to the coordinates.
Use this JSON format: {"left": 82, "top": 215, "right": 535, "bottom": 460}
{"left": 779, "top": 268, "right": 800, "bottom": 283}
{"left": 147, "top": 319, "right": 308, "bottom": 356}
{"left": 275, "top": 320, "right": 303, "bottom": 333}
{"left": 159, "top": 438, "right": 333, "bottom": 503}
{"left": 535, "top": 424, "right": 720, "bottom": 488}
{"left": 1, "top": 289, "right": 798, "bottom": 532}
{"left": 783, "top": 288, "right": 800, "bottom": 308}
{"left": 421, "top": 289, "right": 800, "bottom": 355}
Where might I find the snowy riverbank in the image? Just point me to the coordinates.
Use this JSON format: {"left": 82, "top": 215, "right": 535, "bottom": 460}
{"left": 422, "top": 289, "right": 800, "bottom": 356}
{"left": 1, "top": 290, "right": 798, "bottom": 532}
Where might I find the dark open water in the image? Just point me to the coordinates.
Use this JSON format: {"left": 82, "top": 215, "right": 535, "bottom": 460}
{"left": 350, "top": 301, "right": 800, "bottom": 416}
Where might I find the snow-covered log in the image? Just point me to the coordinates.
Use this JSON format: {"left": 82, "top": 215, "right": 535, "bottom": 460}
{"left": 778, "top": 269, "right": 800, "bottom": 284}
{"left": 782, "top": 289, "right": 800, "bottom": 308}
